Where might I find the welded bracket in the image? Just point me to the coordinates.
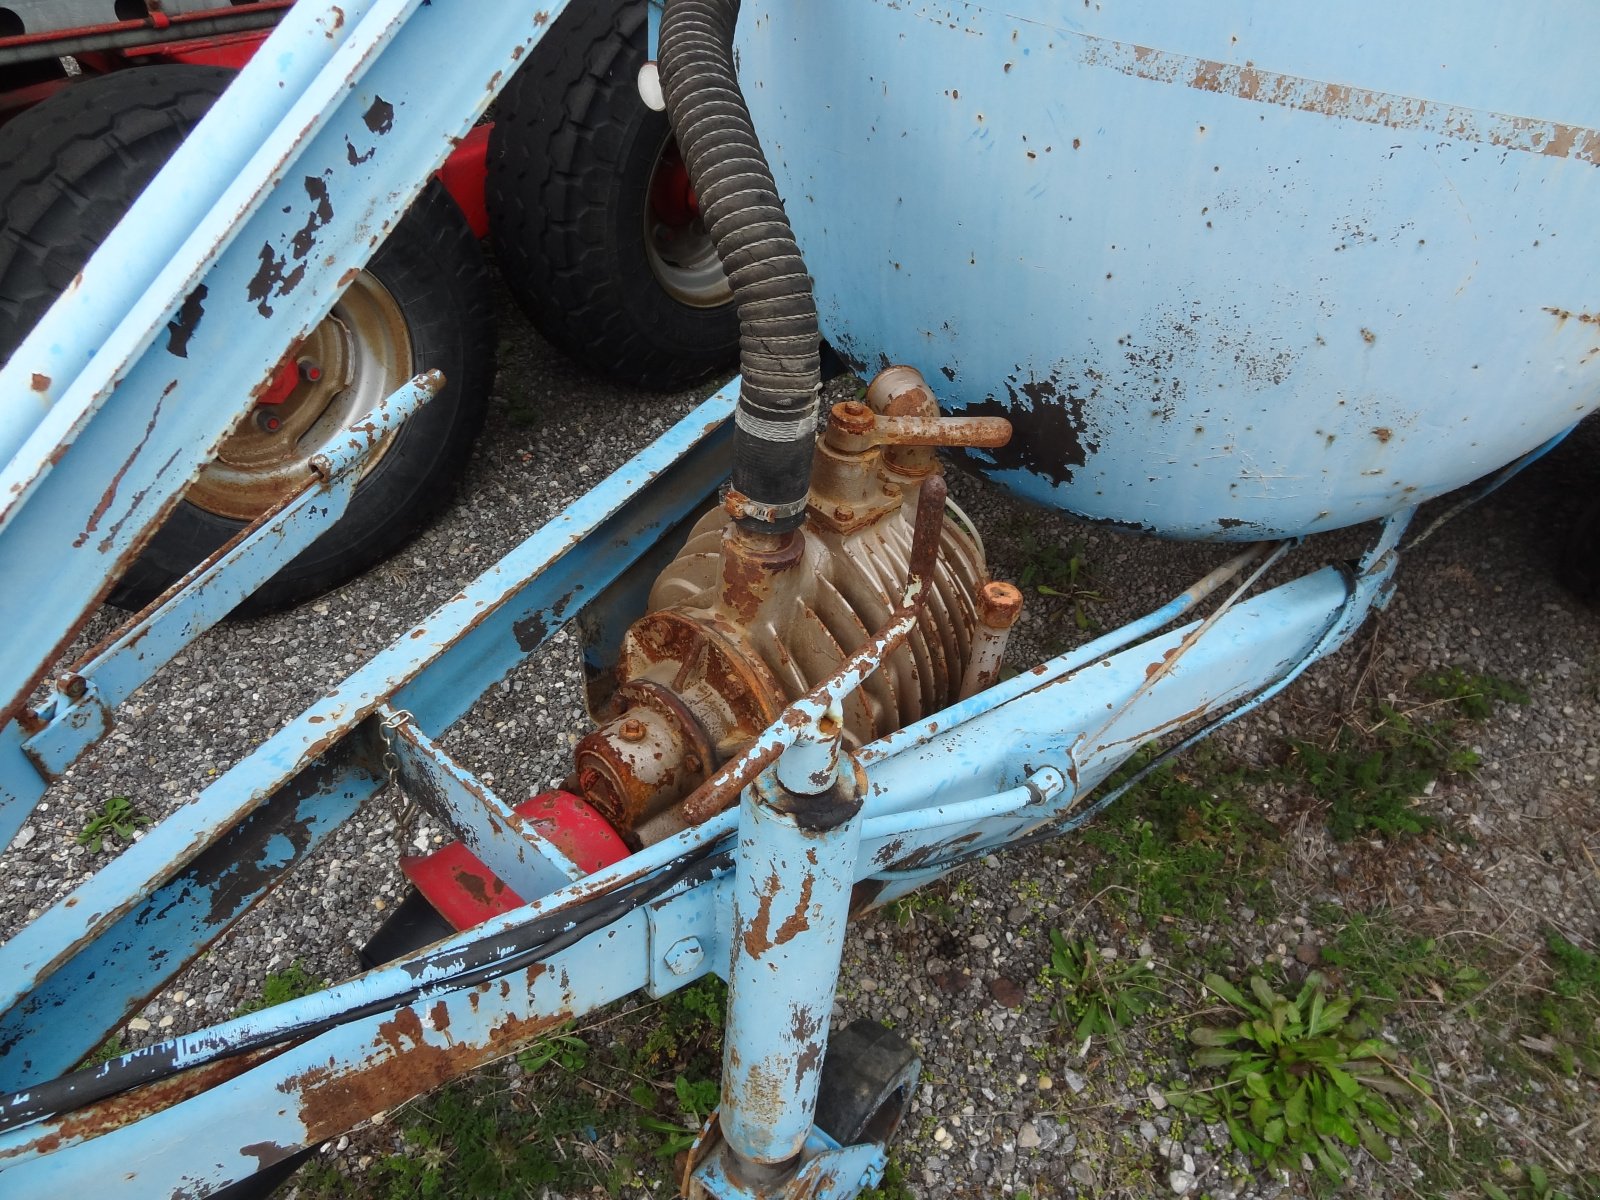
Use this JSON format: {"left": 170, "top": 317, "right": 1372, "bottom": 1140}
{"left": 644, "top": 873, "right": 731, "bottom": 998}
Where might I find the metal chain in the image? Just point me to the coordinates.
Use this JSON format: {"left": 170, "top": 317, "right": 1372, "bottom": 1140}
{"left": 377, "top": 709, "right": 419, "bottom": 850}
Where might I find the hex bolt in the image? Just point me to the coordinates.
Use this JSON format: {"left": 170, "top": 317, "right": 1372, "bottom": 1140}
{"left": 298, "top": 358, "right": 324, "bottom": 383}
{"left": 619, "top": 717, "right": 648, "bottom": 743}
{"left": 832, "top": 504, "right": 855, "bottom": 523}
{"left": 256, "top": 410, "right": 283, "bottom": 433}
{"left": 664, "top": 937, "right": 705, "bottom": 976}
{"left": 59, "top": 674, "right": 87, "bottom": 701}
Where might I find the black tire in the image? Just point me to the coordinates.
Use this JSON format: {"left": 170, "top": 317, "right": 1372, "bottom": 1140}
{"left": 487, "top": 0, "right": 737, "bottom": 390}
{"left": 813, "top": 1018, "right": 922, "bottom": 1149}
{"left": 0, "top": 66, "right": 494, "bottom": 616}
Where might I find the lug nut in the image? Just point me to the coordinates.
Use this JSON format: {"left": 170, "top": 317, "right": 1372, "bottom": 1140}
{"left": 619, "top": 717, "right": 648, "bottom": 743}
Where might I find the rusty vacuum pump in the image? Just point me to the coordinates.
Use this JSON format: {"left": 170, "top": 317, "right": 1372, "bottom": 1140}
{"left": 570, "top": 366, "right": 1023, "bottom": 846}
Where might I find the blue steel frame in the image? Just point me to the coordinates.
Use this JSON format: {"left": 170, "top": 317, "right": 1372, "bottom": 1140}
{"left": 0, "top": 3, "right": 1455, "bottom": 1197}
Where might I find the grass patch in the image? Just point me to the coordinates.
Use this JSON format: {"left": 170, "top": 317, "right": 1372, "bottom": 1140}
{"left": 860, "top": 1157, "right": 915, "bottom": 1199}
{"left": 1534, "top": 929, "right": 1600, "bottom": 1077}
{"left": 1314, "top": 907, "right": 1487, "bottom": 1007}
{"left": 1080, "top": 748, "right": 1279, "bottom": 924}
{"left": 1284, "top": 667, "right": 1526, "bottom": 843}
{"left": 301, "top": 978, "right": 730, "bottom": 1198}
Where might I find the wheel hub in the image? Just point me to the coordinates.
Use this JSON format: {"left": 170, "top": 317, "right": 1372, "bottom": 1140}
{"left": 185, "top": 271, "right": 411, "bottom": 522}
{"left": 643, "top": 138, "right": 733, "bottom": 310}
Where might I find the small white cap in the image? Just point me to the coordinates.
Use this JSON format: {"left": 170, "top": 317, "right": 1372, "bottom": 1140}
{"left": 637, "top": 62, "right": 665, "bottom": 112}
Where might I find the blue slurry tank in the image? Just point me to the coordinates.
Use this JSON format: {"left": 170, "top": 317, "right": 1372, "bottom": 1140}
{"left": 737, "top": 1, "right": 1600, "bottom": 538}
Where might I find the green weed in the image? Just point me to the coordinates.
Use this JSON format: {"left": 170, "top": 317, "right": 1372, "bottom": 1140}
{"left": 636, "top": 1074, "right": 721, "bottom": 1159}
{"left": 636, "top": 975, "right": 726, "bottom": 1069}
{"left": 860, "top": 1157, "right": 916, "bottom": 1199}
{"left": 886, "top": 888, "right": 957, "bottom": 928}
{"left": 517, "top": 1022, "right": 590, "bottom": 1074}
{"left": 79, "top": 1033, "right": 127, "bottom": 1069}
{"left": 1167, "top": 971, "right": 1429, "bottom": 1182}
{"left": 1412, "top": 666, "right": 1530, "bottom": 719}
{"left": 1015, "top": 522, "right": 1103, "bottom": 631}
{"left": 75, "top": 795, "right": 149, "bottom": 853}
{"left": 1482, "top": 1159, "right": 1562, "bottom": 1200}
{"left": 236, "top": 961, "right": 326, "bottom": 1015}
{"left": 1043, "top": 931, "right": 1161, "bottom": 1050}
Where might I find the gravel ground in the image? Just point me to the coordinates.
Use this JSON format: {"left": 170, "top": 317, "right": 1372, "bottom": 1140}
{"left": 3, "top": 277, "right": 1597, "bottom": 1198}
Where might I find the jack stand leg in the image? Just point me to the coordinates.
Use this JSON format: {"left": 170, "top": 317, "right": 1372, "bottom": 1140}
{"left": 688, "top": 705, "right": 885, "bottom": 1198}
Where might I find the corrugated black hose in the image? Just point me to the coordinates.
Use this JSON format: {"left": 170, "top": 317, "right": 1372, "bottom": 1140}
{"left": 658, "top": 0, "right": 819, "bottom": 533}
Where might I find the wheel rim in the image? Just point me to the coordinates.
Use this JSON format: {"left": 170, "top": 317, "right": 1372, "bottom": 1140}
{"left": 186, "top": 271, "right": 412, "bottom": 522}
{"left": 643, "top": 137, "right": 733, "bottom": 309}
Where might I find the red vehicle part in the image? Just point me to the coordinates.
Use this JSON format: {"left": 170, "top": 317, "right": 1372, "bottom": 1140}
{"left": 0, "top": 7, "right": 489, "bottom": 230}
{"left": 399, "top": 790, "right": 631, "bottom": 931}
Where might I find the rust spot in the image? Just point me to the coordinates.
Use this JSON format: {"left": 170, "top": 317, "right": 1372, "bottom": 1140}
{"left": 1544, "top": 306, "right": 1600, "bottom": 326}
{"left": 292, "top": 994, "right": 568, "bottom": 1147}
{"left": 430, "top": 1000, "right": 451, "bottom": 1034}
{"left": 74, "top": 382, "right": 172, "bottom": 547}
{"left": 30, "top": 372, "right": 49, "bottom": 392}
{"left": 21, "top": 1045, "right": 290, "bottom": 1158}
{"left": 960, "top": 368, "right": 1098, "bottom": 487}
{"left": 1359, "top": 328, "right": 1376, "bottom": 345}
{"left": 240, "top": 1141, "right": 288, "bottom": 1171}
{"left": 741, "top": 871, "right": 781, "bottom": 958}
{"left": 1372, "top": 427, "right": 1392, "bottom": 443}
{"left": 1143, "top": 646, "right": 1181, "bottom": 680}
{"left": 792, "top": 1005, "right": 824, "bottom": 1082}
{"left": 1084, "top": 35, "right": 1600, "bottom": 166}
{"left": 452, "top": 867, "right": 490, "bottom": 905}
{"left": 772, "top": 875, "right": 814, "bottom": 948}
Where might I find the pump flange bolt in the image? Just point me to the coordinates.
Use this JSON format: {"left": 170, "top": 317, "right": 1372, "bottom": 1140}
{"left": 619, "top": 717, "right": 648, "bottom": 743}
{"left": 978, "top": 580, "right": 1025, "bottom": 630}
{"left": 830, "top": 400, "right": 876, "bottom": 436}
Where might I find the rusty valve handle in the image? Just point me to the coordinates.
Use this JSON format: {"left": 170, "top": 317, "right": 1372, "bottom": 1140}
{"left": 679, "top": 476, "right": 949, "bottom": 826}
{"left": 827, "top": 401, "right": 1012, "bottom": 452}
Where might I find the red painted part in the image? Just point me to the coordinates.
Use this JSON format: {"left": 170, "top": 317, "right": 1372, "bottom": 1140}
{"left": 128, "top": 29, "right": 269, "bottom": 71}
{"left": 255, "top": 351, "right": 301, "bottom": 406}
{"left": 648, "top": 142, "right": 699, "bottom": 228}
{"left": 436, "top": 124, "right": 492, "bottom": 239}
{"left": 0, "top": 2, "right": 290, "bottom": 52}
{"left": 0, "top": 78, "right": 70, "bottom": 123}
{"left": 1, "top": 12, "right": 492, "bottom": 235}
{"left": 400, "top": 790, "right": 631, "bottom": 932}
